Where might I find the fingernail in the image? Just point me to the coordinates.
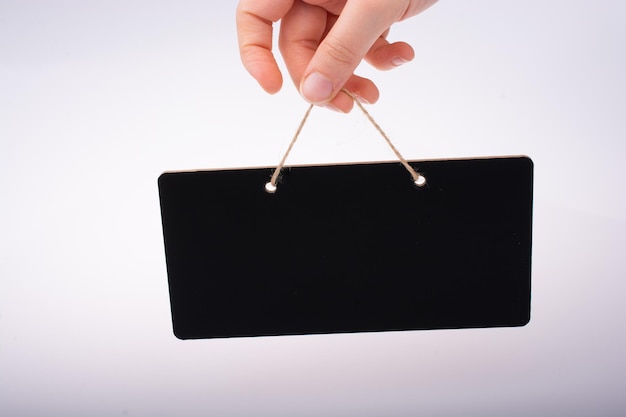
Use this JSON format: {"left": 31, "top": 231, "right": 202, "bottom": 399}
{"left": 392, "top": 57, "right": 410, "bottom": 67}
{"left": 323, "top": 103, "right": 344, "bottom": 113}
{"left": 301, "top": 72, "right": 333, "bottom": 104}
{"left": 352, "top": 94, "right": 371, "bottom": 105}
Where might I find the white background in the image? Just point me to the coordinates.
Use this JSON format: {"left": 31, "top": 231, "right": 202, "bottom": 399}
{"left": 1, "top": 1, "right": 625, "bottom": 416}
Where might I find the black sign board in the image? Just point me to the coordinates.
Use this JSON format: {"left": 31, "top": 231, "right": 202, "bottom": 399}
{"left": 158, "top": 156, "right": 533, "bottom": 339}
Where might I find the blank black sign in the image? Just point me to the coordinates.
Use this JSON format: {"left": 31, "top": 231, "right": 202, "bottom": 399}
{"left": 158, "top": 156, "right": 533, "bottom": 339}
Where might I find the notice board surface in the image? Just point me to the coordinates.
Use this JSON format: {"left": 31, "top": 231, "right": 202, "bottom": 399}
{"left": 158, "top": 156, "right": 533, "bottom": 339}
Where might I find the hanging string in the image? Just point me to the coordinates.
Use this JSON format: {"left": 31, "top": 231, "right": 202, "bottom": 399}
{"left": 341, "top": 89, "right": 425, "bottom": 187}
{"left": 266, "top": 103, "right": 314, "bottom": 193}
{"left": 266, "top": 89, "right": 426, "bottom": 193}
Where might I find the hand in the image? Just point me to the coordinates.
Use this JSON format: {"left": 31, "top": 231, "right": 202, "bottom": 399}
{"left": 236, "top": 0, "right": 438, "bottom": 112}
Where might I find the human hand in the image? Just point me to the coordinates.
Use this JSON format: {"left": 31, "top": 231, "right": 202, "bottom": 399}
{"left": 236, "top": 0, "right": 438, "bottom": 112}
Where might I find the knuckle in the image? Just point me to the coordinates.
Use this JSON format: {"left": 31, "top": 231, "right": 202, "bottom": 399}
{"left": 322, "top": 36, "right": 360, "bottom": 67}
{"left": 279, "top": 37, "right": 318, "bottom": 56}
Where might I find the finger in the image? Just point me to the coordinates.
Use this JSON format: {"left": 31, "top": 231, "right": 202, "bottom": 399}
{"left": 236, "top": 0, "right": 294, "bottom": 94}
{"left": 279, "top": 2, "right": 379, "bottom": 112}
{"left": 278, "top": 1, "right": 327, "bottom": 90}
{"left": 326, "top": 74, "right": 380, "bottom": 113}
{"left": 279, "top": 4, "right": 379, "bottom": 113}
{"left": 401, "top": 0, "right": 440, "bottom": 20}
{"left": 302, "top": 0, "right": 347, "bottom": 16}
{"left": 299, "top": 0, "right": 407, "bottom": 104}
{"left": 365, "top": 38, "right": 415, "bottom": 70}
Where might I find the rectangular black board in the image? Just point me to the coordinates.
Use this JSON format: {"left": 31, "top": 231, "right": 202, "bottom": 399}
{"left": 158, "top": 156, "right": 533, "bottom": 339}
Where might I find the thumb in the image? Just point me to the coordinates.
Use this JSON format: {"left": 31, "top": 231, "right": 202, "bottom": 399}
{"left": 299, "top": 1, "right": 402, "bottom": 104}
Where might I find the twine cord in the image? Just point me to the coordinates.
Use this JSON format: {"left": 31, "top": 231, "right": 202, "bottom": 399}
{"left": 342, "top": 89, "right": 424, "bottom": 186}
{"left": 267, "top": 103, "right": 314, "bottom": 192}
{"left": 266, "top": 89, "right": 425, "bottom": 192}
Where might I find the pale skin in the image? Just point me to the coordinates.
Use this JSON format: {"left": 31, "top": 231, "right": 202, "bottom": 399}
{"left": 236, "top": 0, "right": 439, "bottom": 112}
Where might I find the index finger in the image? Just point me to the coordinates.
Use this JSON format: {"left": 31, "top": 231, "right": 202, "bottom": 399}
{"left": 236, "top": 0, "right": 294, "bottom": 94}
